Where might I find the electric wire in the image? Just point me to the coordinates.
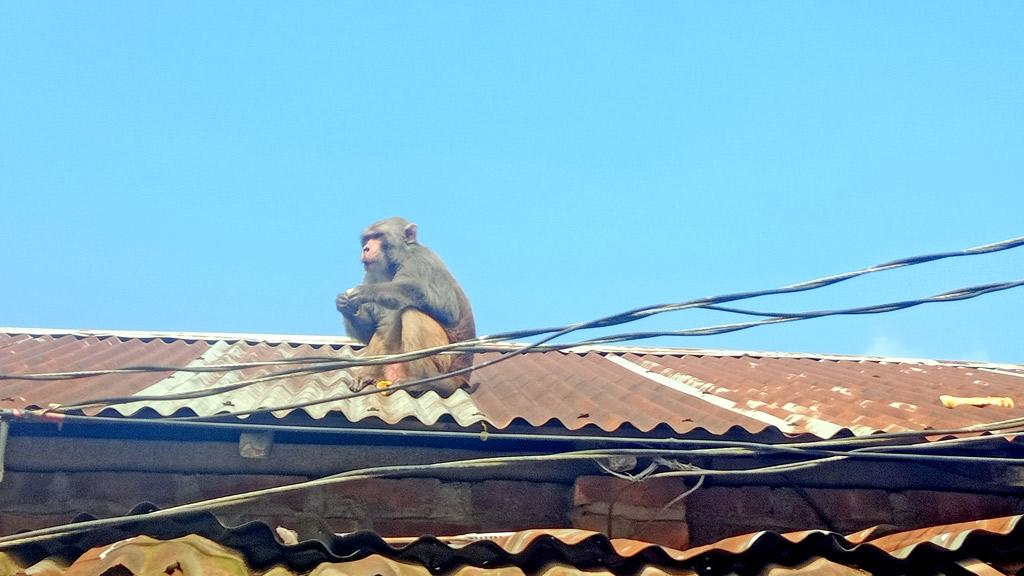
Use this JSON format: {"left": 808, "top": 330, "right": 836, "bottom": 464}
{"left": 0, "top": 356, "right": 348, "bottom": 381}
{"left": 1, "top": 238, "right": 1022, "bottom": 551}
{"left": 133, "top": 279, "right": 1024, "bottom": 420}
{"left": 7, "top": 270, "right": 1016, "bottom": 413}
{"left": 4, "top": 440, "right": 1024, "bottom": 549}
{"left": 539, "top": 234, "right": 1024, "bottom": 328}
{"left": 1, "top": 274, "right": 1012, "bottom": 414}
{"left": 3, "top": 235, "right": 1021, "bottom": 385}
{"left": 0, "top": 239, "right": 1021, "bottom": 472}
{"left": 574, "top": 279, "right": 1024, "bottom": 345}
{"left": 703, "top": 280, "right": 1024, "bottom": 319}
{"left": 0, "top": 448, "right": 835, "bottom": 548}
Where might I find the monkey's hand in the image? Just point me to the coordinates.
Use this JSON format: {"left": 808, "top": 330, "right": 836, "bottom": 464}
{"left": 336, "top": 287, "right": 364, "bottom": 315}
{"left": 347, "top": 369, "right": 376, "bottom": 392}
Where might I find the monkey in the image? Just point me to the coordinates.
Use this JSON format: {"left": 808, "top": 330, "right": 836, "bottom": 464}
{"left": 336, "top": 217, "right": 476, "bottom": 395}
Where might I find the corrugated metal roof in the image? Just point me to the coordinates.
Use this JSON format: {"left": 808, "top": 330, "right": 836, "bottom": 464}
{"left": 3, "top": 507, "right": 1023, "bottom": 575}
{"left": 2, "top": 328, "right": 1023, "bottom": 438}
{"left": 5, "top": 538, "right": 701, "bottom": 576}
{"left": 861, "top": 515, "right": 1022, "bottom": 558}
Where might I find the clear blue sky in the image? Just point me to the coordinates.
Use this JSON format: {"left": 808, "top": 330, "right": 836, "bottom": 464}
{"left": 1, "top": 2, "right": 1021, "bottom": 362}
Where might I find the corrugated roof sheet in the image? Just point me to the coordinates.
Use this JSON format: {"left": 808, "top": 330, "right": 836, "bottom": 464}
{"left": 3, "top": 506, "right": 1023, "bottom": 575}
{"left": 2, "top": 328, "right": 1023, "bottom": 438}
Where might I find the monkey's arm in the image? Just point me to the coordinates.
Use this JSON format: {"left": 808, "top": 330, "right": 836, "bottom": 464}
{"left": 373, "top": 247, "right": 466, "bottom": 326}
{"left": 358, "top": 280, "right": 462, "bottom": 327}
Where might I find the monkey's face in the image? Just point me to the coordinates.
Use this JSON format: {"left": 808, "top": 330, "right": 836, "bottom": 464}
{"left": 361, "top": 236, "right": 389, "bottom": 277}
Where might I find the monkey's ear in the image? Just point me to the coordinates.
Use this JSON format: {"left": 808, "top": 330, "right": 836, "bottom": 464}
{"left": 403, "top": 222, "right": 418, "bottom": 244}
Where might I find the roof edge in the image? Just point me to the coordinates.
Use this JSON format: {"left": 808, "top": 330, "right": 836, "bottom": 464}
{"left": 0, "top": 326, "right": 360, "bottom": 346}
{"left": 3, "top": 326, "right": 1022, "bottom": 370}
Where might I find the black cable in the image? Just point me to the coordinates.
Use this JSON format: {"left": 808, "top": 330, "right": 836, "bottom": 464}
{"left": 0, "top": 356, "right": 347, "bottom": 381}
{"left": 21, "top": 277, "right": 1023, "bottom": 417}
{"left": 1, "top": 239, "right": 1020, "bottom": 552}
{"left": 576, "top": 279, "right": 1024, "bottom": 345}
{"left": 124, "top": 278, "right": 1024, "bottom": 420}
{"left": 0, "top": 448, "right": 838, "bottom": 548}
{"left": 702, "top": 280, "right": 1024, "bottom": 318}
{"left": 3, "top": 235, "right": 1021, "bottom": 383}
{"left": 3, "top": 239, "right": 1022, "bottom": 418}
{"left": 541, "top": 235, "right": 1024, "bottom": 329}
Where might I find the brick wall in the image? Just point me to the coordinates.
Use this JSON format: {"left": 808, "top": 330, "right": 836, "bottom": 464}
{"left": 0, "top": 471, "right": 571, "bottom": 540}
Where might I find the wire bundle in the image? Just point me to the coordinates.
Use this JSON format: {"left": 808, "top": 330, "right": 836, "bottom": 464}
{"left": 2, "top": 235, "right": 1021, "bottom": 417}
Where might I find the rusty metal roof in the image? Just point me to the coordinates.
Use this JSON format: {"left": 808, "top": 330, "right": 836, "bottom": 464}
{"left": 3, "top": 328, "right": 1023, "bottom": 438}
{"left": 3, "top": 507, "right": 1023, "bottom": 575}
